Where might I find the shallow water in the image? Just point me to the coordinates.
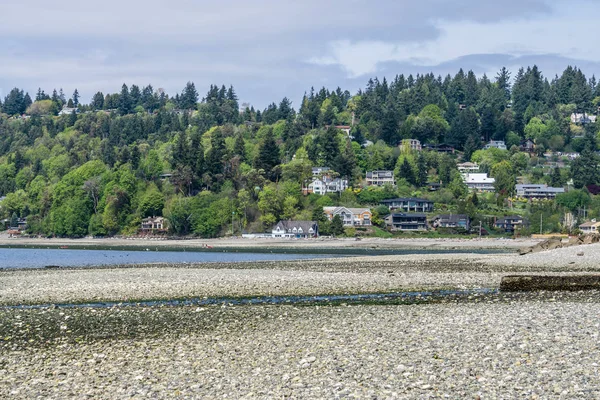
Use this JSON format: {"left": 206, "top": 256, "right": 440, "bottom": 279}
{"left": 0, "top": 248, "right": 339, "bottom": 269}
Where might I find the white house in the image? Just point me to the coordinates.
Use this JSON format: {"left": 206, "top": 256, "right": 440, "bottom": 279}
{"left": 571, "top": 113, "right": 597, "bottom": 124}
{"left": 483, "top": 140, "right": 507, "bottom": 150}
{"left": 323, "top": 207, "right": 372, "bottom": 226}
{"left": 366, "top": 170, "right": 395, "bottom": 186}
{"left": 463, "top": 173, "right": 496, "bottom": 192}
{"left": 306, "top": 177, "right": 348, "bottom": 195}
{"left": 272, "top": 221, "right": 319, "bottom": 238}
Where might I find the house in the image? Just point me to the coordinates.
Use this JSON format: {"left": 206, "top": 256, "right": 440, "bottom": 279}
{"left": 571, "top": 113, "right": 597, "bottom": 124}
{"left": 579, "top": 220, "right": 600, "bottom": 234}
{"left": 494, "top": 216, "right": 527, "bottom": 233}
{"left": 141, "top": 217, "right": 167, "bottom": 233}
{"left": 323, "top": 207, "right": 372, "bottom": 226}
{"left": 366, "top": 170, "right": 395, "bottom": 186}
{"left": 306, "top": 177, "right": 348, "bottom": 195}
{"left": 457, "top": 162, "right": 480, "bottom": 173}
{"left": 385, "top": 213, "right": 428, "bottom": 231}
{"left": 380, "top": 197, "right": 434, "bottom": 213}
{"left": 463, "top": 173, "right": 496, "bottom": 192}
{"left": 272, "top": 221, "right": 319, "bottom": 238}
{"left": 484, "top": 140, "right": 507, "bottom": 150}
{"left": 430, "top": 214, "right": 470, "bottom": 231}
{"left": 58, "top": 107, "right": 80, "bottom": 116}
{"left": 516, "top": 184, "right": 565, "bottom": 199}
{"left": 401, "top": 139, "right": 422, "bottom": 152}
{"left": 520, "top": 139, "right": 535, "bottom": 153}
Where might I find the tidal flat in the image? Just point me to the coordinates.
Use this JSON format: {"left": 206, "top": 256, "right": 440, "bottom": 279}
{"left": 2, "top": 246, "right": 600, "bottom": 398}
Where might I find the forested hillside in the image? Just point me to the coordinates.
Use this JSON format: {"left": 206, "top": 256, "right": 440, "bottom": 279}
{"left": 1, "top": 65, "right": 600, "bottom": 237}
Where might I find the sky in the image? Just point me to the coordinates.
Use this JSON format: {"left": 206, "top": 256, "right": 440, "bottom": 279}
{"left": 1, "top": 0, "right": 599, "bottom": 109}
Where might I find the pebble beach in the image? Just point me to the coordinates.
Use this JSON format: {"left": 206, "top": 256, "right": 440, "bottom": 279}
{"left": 2, "top": 241, "right": 600, "bottom": 398}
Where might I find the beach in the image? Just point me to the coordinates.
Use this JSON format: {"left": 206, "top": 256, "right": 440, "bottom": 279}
{"left": 1, "top": 241, "right": 600, "bottom": 398}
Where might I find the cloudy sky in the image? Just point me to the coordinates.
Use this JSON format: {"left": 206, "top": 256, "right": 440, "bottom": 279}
{"left": 1, "top": 0, "right": 599, "bottom": 108}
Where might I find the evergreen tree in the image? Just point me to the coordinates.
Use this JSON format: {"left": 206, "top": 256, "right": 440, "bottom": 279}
{"left": 331, "top": 215, "right": 345, "bottom": 236}
{"left": 278, "top": 97, "right": 294, "bottom": 120}
{"left": 550, "top": 166, "right": 562, "bottom": 187}
{"left": 399, "top": 158, "right": 415, "bottom": 185}
{"left": 254, "top": 128, "right": 280, "bottom": 180}
{"left": 118, "top": 84, "right": 132, "bottom": 115}
{"left": 72, "top": 89, "right": 80, "bottom": 107}
{"left": 206, "top": 128, "right": 226, "bottom": 175}
{"left": 181, "top": 82, "right": 199, "bottom": 110}
{"left": 319, "top": 126, "right": 339, "bottom": 167}
{"left": 234, "top": 133, "right": 246, "bottom": 162}
{"left": 91, "top": 92, "right": 105, "bottom": 110}
{"left": 129, "top": 85, "right": 142, "bottom": 108}
{"left": 334, "top": 140, "right": 357, "bottom": 181}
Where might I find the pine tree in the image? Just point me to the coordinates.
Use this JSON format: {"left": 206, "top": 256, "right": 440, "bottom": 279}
{"left": 72, "top": 89, "right": 80, "bottom": 107}
{"left": 234, "top": 133, "right": 246, "bottom": 162}
{"left": 181, "top": 82, "right": 199, "bottom": 110}
{"left": 118, "top": 84, "right": 132, "bottom": 115}
{"left": 319, "top": 126, "right": 339, "bottom": 167}
{"left": 206, "top": 128, "right": 226, "bottom": 175}
{"left": 334, "top": 140, "right": 357, "bottom": 181}
{"left": 91, "top": 92, "right": 104, "bottom": 110}
{"left": 254, "top": 128, "right": 280, "bottom": 180}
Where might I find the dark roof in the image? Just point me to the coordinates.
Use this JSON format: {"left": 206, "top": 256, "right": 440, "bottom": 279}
{"left": 389, "top": 213, "right": 427, "bottom": 218}
{"left": 495, "top": 216, "right": 526, "bottom": 224}
{"left": 273, "top": 220, "right": 317, "bottom": 232}
{"left": 381, "top": 197, "right": 433, "bottom": 203}
{"left": 431, "top": 214, "right": 469, "bottom": 223}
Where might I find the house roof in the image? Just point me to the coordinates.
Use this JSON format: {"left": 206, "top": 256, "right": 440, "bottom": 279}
{"left": 496, "top": 216, "right": 525, "bottom": 224}
{"left": 431, "top": 214, "right": 469, "bottom": 223}
{"left": 381, "top": 197, "right": 433, "bottom": 204}
{"left": 463, "top": 173, "right": 495, "bottom": 184}
{"left": 323, "top": 207, "right": 371, "bottom": 215}
{"left": 579, "top": 221, "right": 600, "bottom": 228}
{"left": 389, "top": 213, "right": 427, "bottom": 218}
{"left": 273, "top": 220, "right": 317, "bottom": 232}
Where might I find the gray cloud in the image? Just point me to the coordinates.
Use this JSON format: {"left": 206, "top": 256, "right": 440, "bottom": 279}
{"left": 0, "top": 0, "right": 595, "bottom": 108}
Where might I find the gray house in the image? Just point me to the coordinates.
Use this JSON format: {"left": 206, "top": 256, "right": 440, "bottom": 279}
{"left": 385, "top": 213, "right": 428, "bottom": 231}
{"left": 380, "top": 198, "right": 434, "bottom": 213}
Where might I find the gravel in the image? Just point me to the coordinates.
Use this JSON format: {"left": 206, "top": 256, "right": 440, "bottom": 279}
{"left": 2, "top": 246, "right": 600, "bottom": 398}
{"left": 1, "top": 293, "right": 599, "bottom": 398}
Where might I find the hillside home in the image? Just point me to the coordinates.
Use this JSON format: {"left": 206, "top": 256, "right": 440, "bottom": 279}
{"left": 516, "top": 184, "right": 565, "bottom": 199}
{"left": 401, "top": 139, "right": 422, "bottom": 151}
{"left": 272, "top": 221, "right": 319, "bottom": 238}
{"left": 494, "top": 216, "right": 527, "bottom": 233}
{"left": 484, "top": 140, "right": 507, "bottom": 150}
{"left": 323, "top": 207, "right": 372, "bottom": 226}
{"left": 366, "top": 170, "right": 395, "bottom": 186}
{"left": 385, "top": 213, "right": 428, "bottom": 231}
{"left": 58, "top": 107, "right": 80, "bottom": 116}
{"left": 380, "top": 197, "right": 434, "bottom": 213}
{"left": 571, "top": 113, "right": 597, "bottom": 124}
{"left": 141, "top": 217, "right": 167, "bottom": 233}
{"left": 306, "top": 177, "right": 348, "bottom": 195}
{"left": 463, "top": 173, "right": 496, "bottom": 192}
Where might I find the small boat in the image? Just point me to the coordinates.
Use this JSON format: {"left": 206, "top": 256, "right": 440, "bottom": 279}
{"left": 59, "top": 246, "right": 69, "bottom": 249}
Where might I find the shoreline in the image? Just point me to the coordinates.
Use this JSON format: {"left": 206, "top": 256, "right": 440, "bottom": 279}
{"left": 0, "top": 235, "right": 541, "bottom": 251}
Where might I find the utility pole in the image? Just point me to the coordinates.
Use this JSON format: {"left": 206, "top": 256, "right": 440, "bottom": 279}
{"left": 540, "top": 214, "right": 543, "bottom": 235}
{"left": 479, "top": 221, "right": 482, "bottom": 239}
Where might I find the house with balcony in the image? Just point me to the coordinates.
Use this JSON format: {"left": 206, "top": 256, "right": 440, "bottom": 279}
{"left": 401, "top": 139, "right": 422, "bottom": 152}
{"left": 516, "top": 184, "right": 565, "bottom": 199}
{"left": 305, "top": 177, "right": 348, "bottom": 195}
{"left": 385, "top": 213, "right": 428, "bottom": 231}
{"left": 272, "top": 221, "right": 319, "bottom": 238}
{"left": 494, "top": 216, "right": 527, "bottom": 233}
{"left": 366, "top": 170, "right": 395, "bottom": 186}
{"left": 463, "top": 173, "right": 496, "bottom": 192}
{"left": 484, "top": 140, "right": 507, "bottom": 150}
{"left": 323, "top": 207, "right": 372, "bottom": 226}
{"left": 380, "top": 197, "right": 434, "bottom": 213}
{"left": 141, "top": 217, "right": 167, "bottom": 233}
